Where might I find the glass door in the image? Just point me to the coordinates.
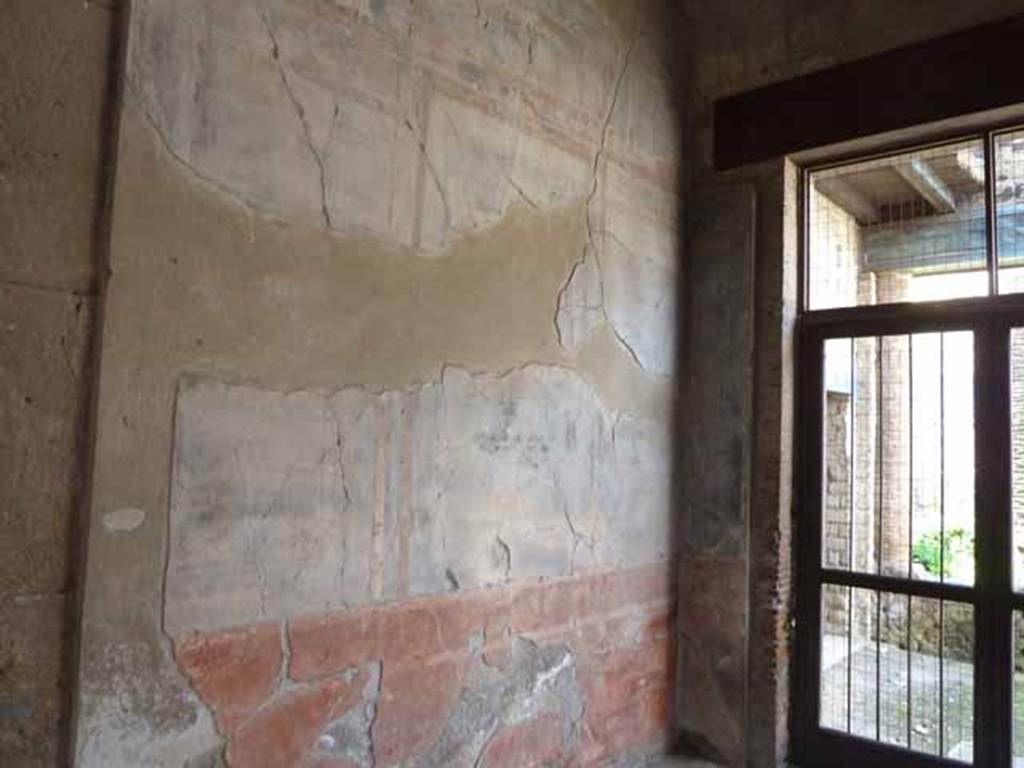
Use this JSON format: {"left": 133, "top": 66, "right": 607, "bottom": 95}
{"left": 796, "top": 318, "right": 1020, "bottom": 768}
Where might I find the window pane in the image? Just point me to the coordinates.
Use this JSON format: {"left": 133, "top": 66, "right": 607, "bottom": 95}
{"left": 939, "top": 332, "right": 975, "bottom": 587}
{"left": 821, "top": 584, "right": 851, "bottom": 731}
{"left": 879, "top": 592, "right": 909, "bottom": 747}
{"left": 1014, "top": 328, "right": 1024, "bottom": 592}
{"left": 1015, "top": 611, "right": 1024, "bottom": 762}
{"left": 808, "top": 139, "right": 988, "bottom": 310}
{"left": 824, "top": 339, "right": 853, "bottom": 571}
{"left": 822, "top": 333, "right": 974, "bottom": 585}
{"left": 820, "top": 588, "right": 973, "bottom": 762}
{"left": 943, "top": 602, "right": 974, "bottom": 762}
{"left": 850, "top": 587, "right": 879, "bottom": 739}
{"left": 996, "top": 129, "right": 1024, "bottom": 294}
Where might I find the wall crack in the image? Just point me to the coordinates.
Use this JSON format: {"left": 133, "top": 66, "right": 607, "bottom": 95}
{"left": 261, "top": 12, "right": 333, "bottom": 229}
{"left": 553, "top": 28, "right": 647, "bottom": 371}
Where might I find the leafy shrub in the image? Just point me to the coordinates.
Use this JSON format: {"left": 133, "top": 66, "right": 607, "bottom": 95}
{"left": 912, "top": 528, "right": 971, "bottom": 578}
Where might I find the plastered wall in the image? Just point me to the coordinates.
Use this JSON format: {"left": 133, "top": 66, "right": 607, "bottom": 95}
{"left": 72, "top": 1, "right": 685, "bottom": 765}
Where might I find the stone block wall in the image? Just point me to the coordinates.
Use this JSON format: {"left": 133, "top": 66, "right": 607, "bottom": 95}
{"left": 0, "top": 1, "right": 116, "bottom": 764}
{"left": 71, "top": 0, "right": 685, "bottom": 765}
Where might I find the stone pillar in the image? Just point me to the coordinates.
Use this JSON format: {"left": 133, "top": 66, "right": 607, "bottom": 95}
{"left": 877, "top": 272, "right": 912, "bottom": 579}
{"left": 824, "top": 392, "right": 851, "bottom": 636}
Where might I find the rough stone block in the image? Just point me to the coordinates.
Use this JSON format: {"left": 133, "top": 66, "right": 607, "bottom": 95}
{"left": 0, "top": 594, "right": 68, "bottom": 767}
{"left": 0, "top": 0, "right": 113, "bottom": 291}
{"left": 0, "top": 285, "right": 93, "bottom": 596}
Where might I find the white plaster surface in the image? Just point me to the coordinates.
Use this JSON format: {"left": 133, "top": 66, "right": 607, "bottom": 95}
{"left": 127, "top": 0, "right": 679, "bottom": 375}
{"left": 165, "top": 367, "right": 671, "bottom": 635}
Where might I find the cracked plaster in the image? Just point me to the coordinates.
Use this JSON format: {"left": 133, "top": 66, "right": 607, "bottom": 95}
{"left": 74, "top": 0, "right": 682, "bottom": 763}
{"left": 127, "top": 0, "right": 679, "bottom": 375}
{"left": 166, "top": 366, "right": 671, "bottom": 635}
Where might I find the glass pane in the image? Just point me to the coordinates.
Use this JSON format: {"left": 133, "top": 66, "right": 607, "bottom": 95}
{"left": 1015, "top": 611, "right": 1024, "bottom": 763}
{"left": 850, "top": 587, "right": 879, "bottom": 739}
{"left": 943, "top": 602, "right": 974, "bottom": 762}
{"left": 824, "top": 339, "right": 853, "bottom": 570}
{"left": 911, "top": 334, "right": 943, "bottom": 583}
{"left": 821, "top": 588, "right": 973, "bottom": 762}
{"left": 996, "top": 129, "right": 1024, "bottom": 294}
{"left": 1014, "top": 328, "right": 1024, "bottom": 592}
{"left": 910, "top": 597, "right": 941, "bottom": 755}
{"left": 940, "top": 332, "right": 976, "bottom": 587}
{"left": 879, "top": 592, "right": 910, "bottom": 747}
{"left": 823, "top": 333, "right": 974, "bottom": 585}
{"left": 879, "top": 336, "right": 911, "bottom": 579}
{"left": 821, "top": 584, "right": 850, "bottom": 731}
{"left": 808, "top": 138, "right": 988, "bottom": 310}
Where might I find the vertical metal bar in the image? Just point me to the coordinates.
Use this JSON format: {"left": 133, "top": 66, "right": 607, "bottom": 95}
{"left": 985, "top": 133, "right": 999, "bottom": 296}
{"left": 878, "top": 335, "right": 884, "bottom": 580}
{"left": 909, "top": 334, "right": 914, "bottom": 583}
{"left": 847, "top": 338, "right": 855, "bottom": 734}
{"left": 876, "top": 335, "right": 883, "bottom": 742}
{"left": 907, "top": 335, "right": 914, "bottom": 749}
{"left": 939, "top": 333, "right": 946, "bottom": 757}
{"left": 974, "top": 322, "right": 1012, "bottom": 767}
{"left": 846, "top": 585, "right": 853, "bottom": 734}
{"left": 850, "top": 338, "right": 857, "bottom": 570}
{"left": 907, "top": 594, "right": 913, "bottom": 749}
{"left": 939, "top": 597, "right": 945, "bottom": 757}
{"left": 941, "top": 335, "right": 946, "bottom": 583}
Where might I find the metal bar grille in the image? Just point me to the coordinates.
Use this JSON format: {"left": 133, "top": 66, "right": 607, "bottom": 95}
{"left": 797, "top": 123, "right": 1024, "bottom": 768}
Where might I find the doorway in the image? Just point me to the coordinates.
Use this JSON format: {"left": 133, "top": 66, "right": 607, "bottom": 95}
{"left": 795, "top": 128, "right": 1024, "bottom": 767}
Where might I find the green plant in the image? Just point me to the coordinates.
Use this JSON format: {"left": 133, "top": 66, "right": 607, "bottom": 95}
{"left": 912, "top": 528, "right": 971, "bottom": 578}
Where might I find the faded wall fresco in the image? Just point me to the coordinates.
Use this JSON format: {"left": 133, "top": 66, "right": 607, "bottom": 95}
{"left": 73, "top": 0, "right": 684, "bottom": 765}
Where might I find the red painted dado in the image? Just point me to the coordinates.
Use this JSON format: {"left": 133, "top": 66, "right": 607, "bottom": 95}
{"left": 227, "top": 671, "right": 370, "bottom": 768}
{"left": 478, "top": 711, "right": 567, "bottom": 767}
{"left": 173, "top": 564, "right": 675, "bottom": 766}
{"left": 372, "top": 657, "right": 469, "bottom": 765}
{"left": 174, "top": 621, "right": 283, "bottom": 733}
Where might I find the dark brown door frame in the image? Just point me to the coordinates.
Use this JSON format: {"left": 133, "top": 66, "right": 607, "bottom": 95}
{"left": 794, "top": 306, "right": 1022, "bottom": 768}
{"left": 793, "top": 124, "right": 1024, "bottom": 766}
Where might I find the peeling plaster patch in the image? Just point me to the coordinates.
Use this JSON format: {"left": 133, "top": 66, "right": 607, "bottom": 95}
{"left": 75, "top": 641, "right": 221, "bottom": 767}
{"left": 126, "top": 0, "right": 621, "bottom": 253}
{"left": 311, "top": 661, "right": 382, "bottom": 767}
{"left": 165, "top": 366, "right": 671, "bottom": 635}
{"left": 415, "top": 638, "right": 584, "bottom": 767}
{"left": 127, "top": 0, "right": 678, "bottom": 375}
{"left": 102, "top": 507, "right": 146, "bottom": 533}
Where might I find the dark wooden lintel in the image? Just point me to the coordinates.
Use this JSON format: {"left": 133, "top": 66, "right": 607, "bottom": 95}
{"left": 715, "top": 15, "right": 1024, "bottom": 170}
